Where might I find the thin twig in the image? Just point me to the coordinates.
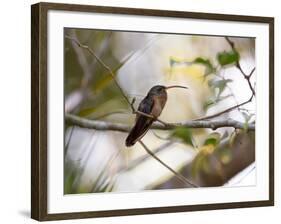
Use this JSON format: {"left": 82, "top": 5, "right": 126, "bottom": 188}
{"left": 225, "top": 37, "right": 256, "bottom": 96}
{"left": 193, "top": 93, "right": 254, "bottom": 121}
{"left": 92, "top": 110, "right": 130, "bottom": 120}
{"left": 129, "top": 98, "right": 176, "bottom": 127}
{"left": 118, "top": 142, "right": 174, "bottom": 173}
{"left": 68, "top": 30, "right": 92, "bottom": 88}
{"left": 248, "top": 67, "right": 256, "bottom": 78}
{"left": 138, "top": 140, "right": 198, "bottom": 187}
{"left": 65, "top": 31, "right": 92, "bottom": 113}
{"left": 89, "top": 31, "right": 113, "bottom": 72}
{"left": 65, "top": 35, "right": 134, "bottom": 112}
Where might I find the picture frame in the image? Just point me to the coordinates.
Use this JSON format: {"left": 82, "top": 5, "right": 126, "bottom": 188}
{"left": 31, "top": 2, "right": 274, "bottom": 221}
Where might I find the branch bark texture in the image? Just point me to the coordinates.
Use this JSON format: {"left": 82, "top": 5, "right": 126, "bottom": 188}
{"left": 65, "top": 113, "right": 255, "bottom": 131}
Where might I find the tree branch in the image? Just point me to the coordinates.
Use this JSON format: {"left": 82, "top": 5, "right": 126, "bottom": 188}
{"left": 138, "top": 140, "right": 198, "bottom": 187}
{"left": 65, "top": 113, "right": 255, "bottom": 131}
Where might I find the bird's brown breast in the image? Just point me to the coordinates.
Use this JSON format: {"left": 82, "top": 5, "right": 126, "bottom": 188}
{"left": 151, "top": 94, "right": 167, "bottom": 118}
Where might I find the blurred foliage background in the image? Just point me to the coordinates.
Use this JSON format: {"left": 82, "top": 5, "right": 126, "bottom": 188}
{"left": 64, "top": 28, "right": 256, "bottom": 194}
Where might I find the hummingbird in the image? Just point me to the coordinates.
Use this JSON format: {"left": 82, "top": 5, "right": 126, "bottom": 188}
{"left": 125, "top": 85, "right": 188, "bottom": 147}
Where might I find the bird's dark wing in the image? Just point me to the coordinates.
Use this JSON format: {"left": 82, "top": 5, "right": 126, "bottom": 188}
{"left": 136, "top": 96, "right": 153, "bottom": 118}
{"left": 126, "top": 97, "right": 154, "bottom": 147}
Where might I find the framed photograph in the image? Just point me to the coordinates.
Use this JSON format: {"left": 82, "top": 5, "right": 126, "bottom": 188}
{"left": 31, "top": 2, "right": 274, "bottom": 221}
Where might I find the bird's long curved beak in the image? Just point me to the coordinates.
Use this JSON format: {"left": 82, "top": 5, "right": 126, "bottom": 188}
{"left": 165, "top": 85, "right": 188, "bottom": 90}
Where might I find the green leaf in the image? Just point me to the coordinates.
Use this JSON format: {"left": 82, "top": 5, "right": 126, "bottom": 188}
{"left": 191, "top": 145, "right": 213, "bottom": 178}
{"left": 203, "top": 99, "right": 216, "bottom": 111}
{"left": 229, "top": 131, "right": 237, "bottom": 146}
{"left": 169, "top": 57, "right": 182, "bottom": 67}
{"left": 169, "top": 57, "right": 176, "bottom": 67}
{"left": 78, "top": 107, "right": 97, "bottom": 117}
{"left": 204, "top": 132, "right": 221, "bottom": 147}
{"left": 191, "top": 153, "right": 206, "bottom": 178}
{"left": 208, "top": 79, "right": 232, "bottom": 97}
{"left": 242, "top": 112, "right": 254, "bottom": 132}
{"left": 242, "top": 111, "right": 254, "bottom": 122}
{"left": 169, "top": 56, "right": 215, "bottom": 77}
{"left": 203, "top": 94, "right": 232, "bottom": 111}
{"left": 217, "top": 50, "right": 240, "bottom": 66}
{"left": 243, "top": 122, "right": 249, "bottom": 132}
{"left": 193, "top": 57, "right": 215, "bottom": 75}
{"left": 218, "top": 147, "right": 232, "bottom": 164}
{"left": 171, "top": 127, "right": 194, "bottom": 147}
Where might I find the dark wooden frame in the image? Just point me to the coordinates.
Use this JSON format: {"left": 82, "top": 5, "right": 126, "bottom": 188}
{"left": 31, "top": 2, "right": 274, "bottom": 221}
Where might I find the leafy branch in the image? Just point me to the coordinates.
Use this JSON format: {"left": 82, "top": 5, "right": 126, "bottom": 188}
{"left": 169, "top": 38, "right": 256, "bottom": 122}
{"left": 194, "top": 38, "right": 256, "bottom": 121}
